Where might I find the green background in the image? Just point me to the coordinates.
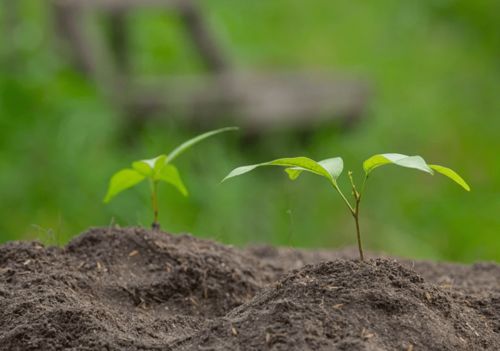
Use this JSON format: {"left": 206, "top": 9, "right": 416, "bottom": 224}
{"left": 1, "top": 1, "right": 499, "bottom": 262}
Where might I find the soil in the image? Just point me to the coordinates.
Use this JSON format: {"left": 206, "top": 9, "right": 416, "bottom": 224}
{"left": 0, "top": 227, "right": 499, "bottom": 350}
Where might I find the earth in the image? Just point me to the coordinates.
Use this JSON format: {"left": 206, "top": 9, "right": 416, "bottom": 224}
{"left": 0, "top": 227, "right": 498, "bottom": 350}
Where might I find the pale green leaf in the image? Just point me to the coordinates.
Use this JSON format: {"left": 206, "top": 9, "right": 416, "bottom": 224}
{"left": 363, "top": 153, "right": 433, "bottom": 175}
{"left": 133, "top": 154, "right": 167, "bottom": 177}
{"left": 153, "top": 155, "right": 168, "bottom": 173}
{"left": 285, "top": 167, "right": 302, "bottom": 180}
{"left": 285, "top": 157, "right": 343, "bottom": 181}
{"left": 132, "top": 161, "right": 152, "bottom": 176}
{"left": 319, "top": 157, "right": 344, "bottom": 179}
{"left": 167, "top": 127, "right": 238, "bottom": 163}
{"left": 222, "top": 157, "right": 334, "bottom": 183}
{"left": 429, "top": 164, "right": 470, "bottom": 191}
{"left": 157, "top": 164, "right": 188, "bottom": 196}
{"left": 103, "top": 169, "right": 145, "bottom": 203}
{"left": 363, "top": 153, "right": 407, "bottom": 173}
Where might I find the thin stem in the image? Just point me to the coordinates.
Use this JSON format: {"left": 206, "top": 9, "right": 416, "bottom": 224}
{"left": 352, "top": 195, "right": 364, "bottom": 261}
{"left": 331, "top": 177, "right": 363, "bottom": 260}
{"left": 331, "top": 180, "right": 355, "bottom": 214}
{"left": 150, "top": 180, "right": 160, "bottom": 230}
{"left": 348, "top": 171, "right": 359, "bottom": 198}
{"left": 348, "top": 171, "right": 365, "bottom": 261}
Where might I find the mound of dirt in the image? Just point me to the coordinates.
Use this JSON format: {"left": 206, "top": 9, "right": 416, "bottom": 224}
{"left": 0, "top": 228, "right": 269, "bottom": 350}
{"left": 0, "top": 227, "right": 499, "bottom": 350}
{"left": 181, "top": 259, "right": 499, "bottom": 350}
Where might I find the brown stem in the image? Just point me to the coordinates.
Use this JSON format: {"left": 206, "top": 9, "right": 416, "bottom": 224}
{"left": 151, "top": 181, "right": 160, "bottom": 230}
{"left": 353, "top": 210, "right": 364, "bottom": 261}
{"left": 349, "top": 171, "right": 364, "bottom": 261}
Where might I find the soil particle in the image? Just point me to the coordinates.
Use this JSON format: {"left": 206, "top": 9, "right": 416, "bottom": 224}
{"left": 0, "top": 227, "right": 499, "bottom": 350}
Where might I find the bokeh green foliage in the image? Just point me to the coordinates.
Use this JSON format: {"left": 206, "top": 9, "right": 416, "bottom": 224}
{"left": 0, "top": 0, "right": 499, "bottom": 262}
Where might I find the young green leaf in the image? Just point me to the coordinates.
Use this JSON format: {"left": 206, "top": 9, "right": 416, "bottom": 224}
{"left": 222, "top": 157, "right": 335, "bottom": 183}
{"left": 285, "top": 157, "right": 343, "bottom": 181}
{"left": 132, "top": 155, "right": 168, "bottom": 177}
{"left": 104, "top": 169, "right": 145, "bottom": 203}
{"left": 429, "top": 164, "right": 471, "bottom": 191}
{"left": 153, "top": 155, "right": 168, "bottom": 173}
{"left": 132, "top": 160, "right": 153, "bottom": 177}
{"left": 363, "top": 153, "right": 433, "bottom": 175}
{"left": 156, "top": 164, "right": 188, "bottom": 196}
{"left": 166, "top": 127, "right": 238, "bottom": 163}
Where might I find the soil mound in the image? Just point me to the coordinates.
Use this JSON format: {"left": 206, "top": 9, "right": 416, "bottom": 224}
{"left": 0, "top": 227, "right": 268, "bottom": 350}
{"left": 181, "top": 259, "right": 499, "bottom": 350}
{"left": 0, "top": 227, "right": 499, "bottom": 350}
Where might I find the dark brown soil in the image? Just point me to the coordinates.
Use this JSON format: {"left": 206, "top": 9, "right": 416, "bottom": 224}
{"left": 0, "top": 227, "right": 499, "bottom": 350}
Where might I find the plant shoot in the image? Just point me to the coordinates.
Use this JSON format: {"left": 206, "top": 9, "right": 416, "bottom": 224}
{"left": 223, "top": 153, "right": 470, "bottom": 261}
{"left": 104, "top": 127, "right": 238, "bottom": 229}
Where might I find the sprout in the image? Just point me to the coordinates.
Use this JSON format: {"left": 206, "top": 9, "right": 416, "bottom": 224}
{"left": 105, "top": 127, "right": 238, "bottom": 229}
{"left": 223, "top": 153, "right": 470, "bottom": 261}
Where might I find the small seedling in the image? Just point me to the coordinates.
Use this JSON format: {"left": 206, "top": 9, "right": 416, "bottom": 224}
{"left": 104, "top": 127, "right": 238, "bottom": 229}
{"left": 222, "top": 153, "right": 470, "bottom": 261}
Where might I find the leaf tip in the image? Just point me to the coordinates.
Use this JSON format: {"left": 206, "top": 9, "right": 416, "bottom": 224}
{"left": 220, "top": 175, "right": 232, "bottom": 184}
{"left": 429, "top": 164, "right": 470, "bottom": 192}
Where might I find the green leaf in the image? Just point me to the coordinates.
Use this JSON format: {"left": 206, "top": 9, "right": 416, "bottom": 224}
{"left": 132, "top": 155, "right": 167, "bottom": 177}
{"left": 153, "top": 155, "right": 168, "bottom": 173}
{"left": 319, "top": 157, "right": 344, "bottom": 179}
{"left": 363, "top": 153, "right": 470, "bottom": 191}
{"left": 363, "top": 153, "right": 433, "bottom": 175}
{"left": 103, "top": 169, "right": 145, "bottom": 203}
{"left": 285, "top": 157, "right": 343, "bottom": 181}
{"left": 132, "top": 161, "right": 152, "bottom": 176}
{"left": 222, "top": 157, "right": 335, "bottom": 183}
{"left": 166, "top": 127, "right": 238, "bottom": 163}
{"left": 284, "top": 167, "right": 302, "bottom": 180}
{"left": 157, "top": 164, "right": 188, "bottom": 196}
{"left": 429, "top": 164, "right": 471, "bottom": 191}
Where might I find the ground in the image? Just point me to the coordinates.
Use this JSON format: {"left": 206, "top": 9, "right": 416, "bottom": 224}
{"left": 0, "top": 227, "right": 499, "bottom": 350}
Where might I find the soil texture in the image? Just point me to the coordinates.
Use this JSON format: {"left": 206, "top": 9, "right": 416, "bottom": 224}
{"left": 0, "top": 227, "right": 499, "bottom": 350}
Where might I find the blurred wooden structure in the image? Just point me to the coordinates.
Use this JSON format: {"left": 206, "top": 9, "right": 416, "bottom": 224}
{"left": 51, "top": 0, "right": 369, "bottom": 132}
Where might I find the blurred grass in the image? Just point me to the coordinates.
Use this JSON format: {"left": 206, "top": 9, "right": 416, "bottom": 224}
{"left": 0, "top": 0, "right": 498, "bottom": 262}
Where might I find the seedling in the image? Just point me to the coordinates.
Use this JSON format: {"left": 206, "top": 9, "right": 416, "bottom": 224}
{"left": 104, "top": 127, "right": 238, "bottom": 229}
{"left": 223, "top": 153, "right": 470, "bottom": 261}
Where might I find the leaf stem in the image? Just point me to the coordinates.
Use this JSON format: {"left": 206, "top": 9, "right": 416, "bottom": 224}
{"left": 331, "top": 181, "right": 355, "bottom": 214}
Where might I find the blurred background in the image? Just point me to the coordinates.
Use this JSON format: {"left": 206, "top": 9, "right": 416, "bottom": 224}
{"left": 0, "top": 0, "right": 499, "bottom": 262}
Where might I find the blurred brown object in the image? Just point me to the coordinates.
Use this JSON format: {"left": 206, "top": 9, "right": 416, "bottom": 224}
{"left": 51, "top": 0, "right": 369, "bottom": 132}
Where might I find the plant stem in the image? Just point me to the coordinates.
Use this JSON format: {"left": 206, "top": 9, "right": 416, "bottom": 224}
{"left": 348, "top": 171, "right": 365, "bottom": 261}
{"left": 332, "top": 181, "right": 355, "bottom": 214}
{"left": 331, "top": 178, "right": 364, "bottom": 261}
{"left": 353, "top": 199, "right": 364, "bottom": 261}
{"left": 151, "top": 180, "right": 160, "bottom": 230}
